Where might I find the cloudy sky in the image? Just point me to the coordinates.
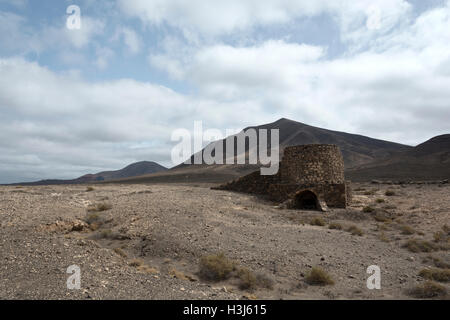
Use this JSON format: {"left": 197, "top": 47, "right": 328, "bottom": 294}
{"left": 0, "top": 0, "right": 449, "bottom": 183}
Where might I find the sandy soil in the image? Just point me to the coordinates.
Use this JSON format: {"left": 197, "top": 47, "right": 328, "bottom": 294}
{"left": 0, "top": 182, "right": 448, "bottom": 300}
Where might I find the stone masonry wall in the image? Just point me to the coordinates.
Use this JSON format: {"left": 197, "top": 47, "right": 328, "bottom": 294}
{"left": 215, "top": 144, "right": 350, "bottom": 209}
{"left": 279, "top": 145, "right": 345, "bottom": 184}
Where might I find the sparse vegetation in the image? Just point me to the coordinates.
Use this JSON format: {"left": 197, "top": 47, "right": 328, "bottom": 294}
{"left": 433, "top": 231, "right": 445, "bottom": 243}
{"left": 375, "top": 198, "right": 385, "bottom": 204}
{"left": 379, "top": 232, "right": 390, "bottom": 242}
{"left": 113, "top": 247, "right": 127, "bottom": 258}
{"left": 129, "top": 259, "right": 144, "bottom": 267}
{"left": 374, "top": 213, "right": 390, "bottom": 222}
{"left": 385, "top": 190, "right": 396, "bottom": 196}
{"left": 305, "top": 267, "right": 334, "bottom": 286}
{"left": 137, "top": 265, "right": 159, "bottom": 274}
{"left": 399, "top": 224, "right": 415, "bottom": 235}
{"left": 87, "top": 202, "right": 112, "bottom": 212}
{"left": 328, "top": 222, "right": 343, "bottom": 230}
{"left": 418, "top": 268, "right": 450, "bottom": 282}
{"left": 403, "top": 239, "right": 438, "bottom": 253}
{"left": 169, "top": 268, "right": 195, "bottom": 281}
{"left": 310, "top": 217, "right": 326, "bottom": 226}
{"left": 86, "top": 186, "right": 95, "bottom": 192}
{"left": 443, "top": 224, "right": 450, "bottom": 235}
{"left": 423, "top": 256, "right": 450, "bottom": 269}
{"left": 237, "top": 267, "right": 257, "bottom": 290}
{"left": 407, "top": 281, "right": 447, "bottom": 299}
{"left": 347, "top": 225, "right": 364, "bottom": 236}
{"left": 199, "top": 253, "right": 236, "bottom": 281}
{"left": 362, "top": 206, "right": 375, "bottom": 213}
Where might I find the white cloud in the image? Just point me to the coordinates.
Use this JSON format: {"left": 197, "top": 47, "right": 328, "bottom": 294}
{"left": 112, "top": 26, "right": 142, "bottom": 54}
{"left": 0, "top": 57, "right": 266, "bottom": 183}
{"left": 148, "top": 4, "right": 450, "bottom": 144}
{"left": 118, "top": 0, "right": 410, "bottom": 41}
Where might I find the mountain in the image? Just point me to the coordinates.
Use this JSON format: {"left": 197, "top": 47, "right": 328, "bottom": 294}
{"left": 13, "top": 161, "right": 168, "bottom": 185}
{"left": 178, "top": 118, "right": 412, "bottom": 168}
{"left": 116, "top": 118, "right": 414, "bottom": 184}
{"left": 346, "top": 134, "right": 450, "bottom": 181}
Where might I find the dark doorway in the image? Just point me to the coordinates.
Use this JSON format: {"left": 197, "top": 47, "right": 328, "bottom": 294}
{"left": 293, "top": 190, "right": 319, "bottom": 210}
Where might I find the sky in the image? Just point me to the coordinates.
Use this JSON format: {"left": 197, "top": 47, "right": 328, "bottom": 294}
{"left": 0, "top": 0, "right": 449, "bottom": 183}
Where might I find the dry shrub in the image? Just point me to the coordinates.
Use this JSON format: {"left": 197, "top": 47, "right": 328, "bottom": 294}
{"left": 419, "top": 268, "right": 450, "bottom": 282}
{"left": 423, "top": 256, "right": 450, "bottom": 269}
{"left": 169, "top": 268, "right": 196, "bottom": 281}
{"left": 305, "top": 267, "right": 334, "bottom": 286}
{"left": 255, "top": 273, "right": 274, "bottom": 290}
{"left": 403, "top": 239, "right": 438, "bottom": 253}
{"left": 347, "top": 225, "right": 364, "bottom": 236}
{"left": 199, "top": 253, "right": 236, "bottom": 281}
{"left": 86, "top": 186, "right": 95, "bottom": 192}
{"left": 407, "top": 281, "right": 447, "bottom": 299}
{"left": 237, "top": 267, "right": 258, "bottom": 290}
{"left": 443, "top": 224, "right": 450, "bottom": 235}
{"left": 399, "top": 224, "right": 416, "bottom": 235}
{"left": 87, "top": 202, "right": 112, "bottom": 212}
{"left": 129, "top": 259, "right": 144, "bottom": 267}
{"left": 379, "top": 232, "right": 390, "bottom": 242}
{"left": 375, "top": 198, "right": 385, "bottom": 204}
{"left": 362, "top": 206, "right": 375, "bottom": 213}
{"left": 385, "top": 190, "right": 396, "bottom": 196}
{"left": 310, "top": 217, "right": 326, "bottom": 226}
{"left": 113, "top": 247, "right": 127, "bottom": 258}
{"left": 328, "top": 222, "right": 343, "bottom": 230}
{"left": 137, "top": 265, "right": 159, "bottom": 274}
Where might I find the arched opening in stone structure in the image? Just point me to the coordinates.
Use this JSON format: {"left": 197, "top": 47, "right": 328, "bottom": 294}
{"left": 293, "top": 190, "right": 320, "bottom": 210}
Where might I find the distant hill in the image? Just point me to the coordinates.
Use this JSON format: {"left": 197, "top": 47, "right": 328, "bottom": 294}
{"left": 13, "top": 161, "right": 167, "bottom": 185}
{"left": 346, "top": 134, "right": 450, "bottom": 181}
{"left": 116, "top": 118, "right": 415, "bottom": 184}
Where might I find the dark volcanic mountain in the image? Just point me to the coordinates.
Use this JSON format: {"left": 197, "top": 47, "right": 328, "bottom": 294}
{"left": 14, "top": 161, "right": 167, "bottom": 185}
{"left": 117, "top": 118, "right": 415, "bottom": 184}
{"left": 179, "top": 118, "right": 412, "bottom": 168}
{"left": 347, "top": 134, "right": 450, "bottom": 181}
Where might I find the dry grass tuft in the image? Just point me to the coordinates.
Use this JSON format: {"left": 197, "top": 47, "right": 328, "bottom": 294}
{"left": 403, "top": 239, "right": 438, "bottom": 253}
{"left": 423, "top": 256, "right": 450, "bottom": 269}
{"left": 328, "top": 222, "right": 343, "bottom": 230}
{"left": 347, "top": 225, "right": 364, "bottom": 236}
{"left": 237, "top": 267, "right": 257, "bottom": 290}
{"left": 87, "top": 202, "right": 112, "bottom": 212}
{"left": 385, "top": 190, "right": 396, "bottom": 196}
{"left": 137, "top": 265, "right": 159, "bottom": 274}
{"left": 407, "top": 281, "right": 447, "bottom": 299}
{"left": 129, "top": 259, "right": 144, "bottom": 267}
{"left": 375, "top": 198, "right": 385, "bottom": 204}
{"left": 305, "top": 267, "right": 334, "bottom": 286}
{"left": 310, "top": 217, "right": 326, "bottom": 226}
{"left": 199, "top": 253, "right": 236, "bottom": 281}
{"left": 418, "top": 268, "right": 450, "bottom": 282}
{"left": 86, "top": 186, "right": 95, "bottom": 192}
{"left": 379, "top": 232, "right": 390, "bottom": 242}
{"left": 399, "top": 224, "right": 416, "bottom": 235}
{"left": 113, "top": 247, "right": 127, "bottom": 258}
{"left": 362, "top": 206, "right": 375, "bottom": 213}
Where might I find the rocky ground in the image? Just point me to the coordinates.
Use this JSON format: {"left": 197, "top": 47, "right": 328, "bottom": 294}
{"left": 0, "top": 182, "right": 449, "bottom": 300}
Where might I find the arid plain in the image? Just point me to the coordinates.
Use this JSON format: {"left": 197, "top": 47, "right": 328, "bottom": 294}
{"left": 1, "top": 182, "right": 448, "bottom": 300}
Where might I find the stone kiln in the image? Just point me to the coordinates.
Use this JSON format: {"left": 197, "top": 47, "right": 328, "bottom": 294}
{"left": 216, "top": 144, "right": 351, "bottom": 211}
